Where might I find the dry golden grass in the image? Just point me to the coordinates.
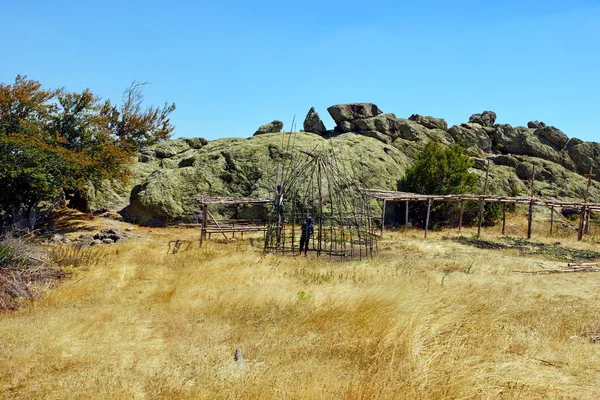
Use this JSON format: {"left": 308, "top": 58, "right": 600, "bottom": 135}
{"left": 1, "top": 211, "right": 600, "bottom": 399}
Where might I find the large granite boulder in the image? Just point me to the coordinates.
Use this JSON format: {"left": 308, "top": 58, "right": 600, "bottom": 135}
{"left": 303, "top": 107, "right": 327, "bottom": 134}
{"left": 493, "top": 124, "right": 576, "bottom": 171}
{"left": 254, "top": 120, "right": 284, "bottom": 135}
{"left": 448, "top": 123, "right": 492, "bottom": 151}
{"left": 527, "top": 121, "right": 546, "bottom": 129}
{"left": 408, "top": 114, "right": 448, "bottom": 131}
{"left": 568, "top": 141, "right": 600, "bottom": 178}
{"left": 468, "top": 111, "right": 496, "bottom": 127}
{"left": 153, "top": 138, "right": 191, "bottom": 159}
{"left": 327, "top": 103, "right": 382, "bottom": 124}
{"left": 184, "top": 137, "right": 208, "bottom": 149}
{"left": 336, "top": 121, "right": 357, "bottom": 133}
{"left": 534, "top": 126, "right": 569, "bottom": 150}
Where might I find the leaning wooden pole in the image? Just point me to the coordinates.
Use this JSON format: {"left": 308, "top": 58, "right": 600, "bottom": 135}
{"left": 424, "top": 198, "right": 432, "bottom": 239}
{"left": 405, "top": 201, "right": 409, "bottom": 227}
{"left": 458, "top": 201, "right": 464, "bottom": 232}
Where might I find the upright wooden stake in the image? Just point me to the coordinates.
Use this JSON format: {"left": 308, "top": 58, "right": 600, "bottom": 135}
{"left": 200, "top": 203, "right": 208, "bottom": 247}
{"left": 477, "top": 159, "right": 491, "bottom": 238}
{"left": 424, "top": 198, "right": 432, "bottom": 239}
{"left": 527, "top": 166, "right": 535, "bottom": 239}
{"left": 502, "top": 203, "right": 507, "bottom": 235}
{"left": 585, "top": 207, "right": 591, "bottom": 235}
{"left": 405, "top": 201, "right": 409, "bottom": 227}
{"left": 381, "top": 199, "right": 387, "bottom": 236}
{"left": 578, "top": 206, "right": 585, "bottom": 241}
{"left": 549, "top": 205, "right": 554, "bottom": 237}
{"left": 458, "top": 202, "right": 464, "bottom": 232}
{"left": 527, "top": 200, "right": 534, "bottom": 239}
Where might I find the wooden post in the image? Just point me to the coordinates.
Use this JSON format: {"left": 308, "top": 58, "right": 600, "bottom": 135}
{"left": 477, "top": 159, "right": 491, "bottom": 238}
{"left": 549, "top": 205, "right": 554, "bottom": 237}
{"left": 200, "top": 203, "right": 208, "bottom": 247}
{"left": 583, "top": 168, "right": 596, "bottom": 237}
{"left": 578, "top": 206, "right": 585, "bottom": 241}
{"left": 585, "top": 207, "right": 591, "bottom": 235}
{"left": 405, "top": 201, "right": 409, "bottom": 227}
{"left": 424, "top": 198, "right": 432, "bottom": 239}
{"left": 527, "top": 200, "right": 534, "bottom": 239}
{"left": 381, "top": 199, "right": 387, "bottom": 236}
{"left": 502, "top": 203, "right": 507, "bottom": 235}
{"left": 458, "top": 202, "right": 464, "bottom": 232}
{"left": 527, "top": 166, "right": 535, "bottom": 239}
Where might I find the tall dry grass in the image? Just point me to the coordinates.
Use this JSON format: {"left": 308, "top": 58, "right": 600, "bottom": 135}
{"left": 1, "top": 211, "right": 600, "bottom": 399}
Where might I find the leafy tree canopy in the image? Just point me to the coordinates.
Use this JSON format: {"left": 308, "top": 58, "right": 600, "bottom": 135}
{"left": 398, "top": 141, "right": 499, "bottom": 228}
{"left": 401, "top": 140, "right": 478, "bottom": 195}
{"left": 0, "top": 75, "right": 175, "bottom": 228}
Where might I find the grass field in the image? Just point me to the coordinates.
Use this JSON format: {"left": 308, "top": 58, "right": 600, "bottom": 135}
{"left": 1, "top": 210, "right": 600, "bottom": 399}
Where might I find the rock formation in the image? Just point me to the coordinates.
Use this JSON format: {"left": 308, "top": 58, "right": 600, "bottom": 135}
{"left": 254, "top": 120, "right": 284, "bottom": 135}
{"left": 303, "top": 107, "right": 327, "bottom": 134}
{"left": 72, "top": 102, "right": 600, "bottom": 226}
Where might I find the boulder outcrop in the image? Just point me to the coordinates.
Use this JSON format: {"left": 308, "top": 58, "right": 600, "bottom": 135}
{"left": 327, "top": 103, "right": 382, "bottom": 123}
{"left": 408, "top": 114, "right": 448, "bottom": 131}
{"left": 74, "top": 104, "right": 600, "bottom": 226}
{"left": 469, "top": 111, "right": 497, "bottom": 127}
{"left": 303, "top": 107, "right": 327, "bottom": 134}
{"left": 254, "top": 120, "right": 284, "bottom": 135}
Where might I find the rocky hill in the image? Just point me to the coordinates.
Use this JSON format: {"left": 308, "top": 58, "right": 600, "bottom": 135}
{"left": 78, "top": 103, "right": 600, "bottom": 226}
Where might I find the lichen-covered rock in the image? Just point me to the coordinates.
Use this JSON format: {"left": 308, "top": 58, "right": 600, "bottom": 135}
{"left": 354, "top": 113, "right": 395, "bottom": 132}
{"left": 124, "top": 133, "right": 411, "bottom": 225}
{"left": 254, "top": 120, "right": 284, "bottom": 135}
{"left": 303, "top": 107, "right": 327, "bottom": 134}
{"left": 534, "top": 126, "right": 569, "bottom": 150}
{"left": 527, "top": 121, "right": 546, "bottom": 129}
{"left": 408, "top": 114, "right": 448, "bottom": 131}
{"left": 336, "top": 121, "right": 357, "bottom": 133}
{"left": 154, "top": 138, "right": 192, "bottom": 158}
{"left": 468, "top": 111, "right": 496, "bottom": 127}
{"left": 184, "top": 137, "right": 208, "bottom": 149}
{"left": 568, "top": 141, "right": 600, "bottom": 176}
{"left": 327, "top": 103, "right": 383, "bottom": 123}
{"left": 448, "top": 123, "right": 492, "bottom": 151}
{"left": 493, "top": 124, "right": 576, "bottom": 171}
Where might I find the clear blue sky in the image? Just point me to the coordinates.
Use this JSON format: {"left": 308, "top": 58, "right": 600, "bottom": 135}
{"left": 1, "top": 0, "right": 599, "bottom": 142}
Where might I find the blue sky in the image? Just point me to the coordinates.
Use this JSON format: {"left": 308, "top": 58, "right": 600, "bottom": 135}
{"left": 1, "top": 0, "right": 599, "bottom": 141}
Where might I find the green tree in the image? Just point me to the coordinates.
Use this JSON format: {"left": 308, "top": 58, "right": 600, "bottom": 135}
{"left": 399, "top": 141, "right": 498, "bottom": 228}
{"left": 0, "top": 76, "right": 175, "bottom": 231}
{"left": 401, "top": 141, "right": 478, "bottom": 196}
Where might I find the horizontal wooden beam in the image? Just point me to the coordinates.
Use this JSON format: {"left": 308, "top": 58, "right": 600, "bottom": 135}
{"left": 362, "top": 189, "right": 600, "bottom": 211}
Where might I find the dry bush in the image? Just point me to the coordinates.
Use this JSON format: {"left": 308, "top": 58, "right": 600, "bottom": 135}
{"left": 0, "top": 235, "right": 70, "bottom": 311}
